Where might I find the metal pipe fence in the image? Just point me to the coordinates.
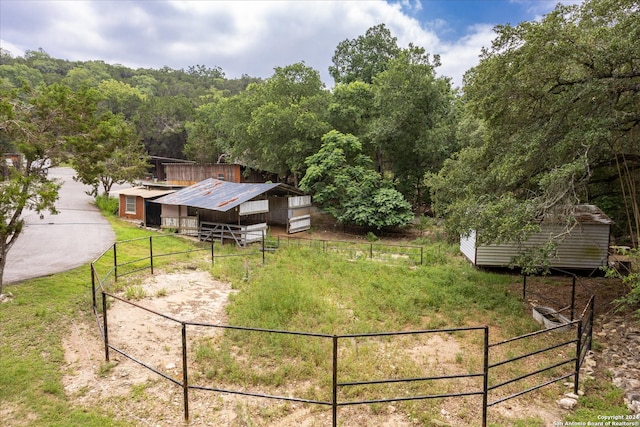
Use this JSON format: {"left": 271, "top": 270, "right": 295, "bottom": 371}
{"left": 269, "top": 235, "right": 425, "bottom": 265}
{"left": 90, "top": 235, "right": 595, "bottom": 426}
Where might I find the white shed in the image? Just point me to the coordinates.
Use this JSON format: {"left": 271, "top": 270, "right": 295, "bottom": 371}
{"left": 460, "top": 204, "right": 613, "bottom": 270}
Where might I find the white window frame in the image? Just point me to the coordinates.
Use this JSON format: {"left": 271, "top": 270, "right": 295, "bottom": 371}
{"left": 125, "top": 195, "right": 136, "bottom": 214}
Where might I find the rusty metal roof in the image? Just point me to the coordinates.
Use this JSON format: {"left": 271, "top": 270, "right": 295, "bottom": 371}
{"left": 112, "top": 187, "right": 176, "bottom": 199}
{"left": 543, "top": 204, "right": 613, "bottom": 225}
{"left": 151, "top": 178, "right": 282, "bottom": 212}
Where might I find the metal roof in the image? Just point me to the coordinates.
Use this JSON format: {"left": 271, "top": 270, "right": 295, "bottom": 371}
{"left": 542, "top": 204, "right": 613, "bottom": 225}
{"left": 112, "top": 187, "right": 176, "bottom": 199}
{"left": 151, "top": 178, "right": 283, "bottom": 212}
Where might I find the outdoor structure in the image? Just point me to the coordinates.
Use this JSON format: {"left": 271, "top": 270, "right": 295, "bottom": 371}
{"left": 460, "top": 204, "right": 613, "bottom": 270}
{"left": 147, "top": 156, "right": 195, "bottom": 181}
{"left": 152, "top": 178, "right": 311, "bottom": 245}
{"left": 164, "top": 163, "right": 279, "bottom": 186}
{"left": 115, "top": 187, "right": 176, "bottom": 227}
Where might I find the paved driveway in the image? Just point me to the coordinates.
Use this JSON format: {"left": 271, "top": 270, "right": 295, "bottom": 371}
{"left": 5, "top": 167, "right": 121, "bottom": 284}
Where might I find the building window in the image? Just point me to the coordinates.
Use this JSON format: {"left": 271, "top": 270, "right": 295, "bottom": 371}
{"left": 218, "top": 173, "right": 225, "bottom": 181}
{"left": 125, "top": 196, "right": 136, "bottom": 214}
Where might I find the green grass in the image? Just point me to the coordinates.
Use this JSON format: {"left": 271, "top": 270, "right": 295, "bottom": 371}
{"left": 1, "top": 215, "right": 631, "bottom": 426}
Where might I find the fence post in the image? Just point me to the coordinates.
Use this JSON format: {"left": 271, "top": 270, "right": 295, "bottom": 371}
{"left": 588, "top": 297, "right": 595, "bottom": 353}
{"left": 91, "top": 265, "right": 96, "bottom": 310}
{"left": 113, "top": 243, "right": 118, "bottom": 282}
{"left": 262, "top": 230, "right": 265, "bottom": 265}
{"left": 370, "top": 243, "right": 373, "bottom": 259}
{"left": 482, "top": 326, "right": 489, "bottom": 427}
{"left": 102, "top": 291, "right": 109, "bottom": 362}
{"left": 332, "top": 335, "right": 338, "bottom": 427}
{"left": 420, "top": 246, "right": 423, "bottom": 265}
{"left": 570, "top": 275, "right": 576, "bottom": 321}
{"left": 574, "top": 319, "right": 583, "bottom": 395}
{"left": 211, "top": 240, "right": 215, "bottom": 266}
{"left": 522, "top": 274, "right": 527, "bottom": 300}
{"left": 149, "top": 236, "right": 154, "bottom": 275}
{"left": 182, "top": 323, "right": 190, "bottom": 421}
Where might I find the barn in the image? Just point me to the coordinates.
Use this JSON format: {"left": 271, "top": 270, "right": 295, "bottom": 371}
{"left": 152, "top": 178, "right": 311, "bottom": 246}
{"left": 460, "top": 204, "right": 613, "bottom": 270}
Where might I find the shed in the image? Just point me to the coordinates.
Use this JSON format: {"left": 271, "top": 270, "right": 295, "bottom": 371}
{"left": 114, "top": 187, "right": 176, "bottom": 227}
{"left": 460, "top": 204, "right": 613, "bottom": 270}
{"left": 164, "top": 163, "right": 278, "bottom": 186}
{"left": 152, "top": 178, "right": 311, "bottom": 245}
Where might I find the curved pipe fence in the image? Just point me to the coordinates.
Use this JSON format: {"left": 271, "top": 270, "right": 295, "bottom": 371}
{"left": 90, "top": 235, "right": 594, "bottom": 426}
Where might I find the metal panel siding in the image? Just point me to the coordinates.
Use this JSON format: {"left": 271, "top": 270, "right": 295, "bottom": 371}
{"left": 473, "top": 224, "right": 610, "bottom": 269}
{"left": 288, "top": 214, "right": 311, "bottom": 233}
{"left": 244, "top": 223, "right": 268, "bottom": 243}
{"left": 239, "top": 199, "right": 269, "bottom": 215}
{"left": 459, "top": 231, "right": 477, "bottom": 264}
{"left": 289, "top": 195, "right": 311, "bottom": 208}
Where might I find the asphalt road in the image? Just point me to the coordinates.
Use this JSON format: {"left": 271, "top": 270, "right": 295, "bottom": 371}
{"left": 4, "top": 167, "right": 121, "bottom": 284}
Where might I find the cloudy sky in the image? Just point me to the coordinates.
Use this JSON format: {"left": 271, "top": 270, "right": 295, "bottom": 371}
{"left": 1, "top": 0, "right": 582, "bottom": 88}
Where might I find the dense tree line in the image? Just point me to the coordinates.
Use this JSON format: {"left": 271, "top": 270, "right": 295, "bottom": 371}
{"left": 1, "top": 0, "right": 638, "bottom": 260}
{"left": 0, "top": 48, "right": 261, "bottom": 159}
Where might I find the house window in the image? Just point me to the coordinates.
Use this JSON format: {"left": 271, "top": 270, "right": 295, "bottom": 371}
{"left": 125, "top": 196, "right": 136, "bottom": 214}
{"left": 218, "top": 173, "right": 225, "bottom": 181}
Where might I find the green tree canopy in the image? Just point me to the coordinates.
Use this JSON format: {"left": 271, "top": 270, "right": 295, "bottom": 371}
{"left": 0, "top": 82, "right": 98, "bottom": 292}
{"left": 71, "top": 111, "right": 149, "bottom": 197}
{"left": 431, "top": 0, "right": 640, "bottom": 248}
{"left": 185, "top": 62, "right": 331, "bottom": 184}
{"left": 300, "top": 130, "right": 413, "bottom": 229}
{"left": 371, "top": 47, "right": 458, "bottom": 206}
{"left": 329, "top": 23, "right": 401, "bottom": 85}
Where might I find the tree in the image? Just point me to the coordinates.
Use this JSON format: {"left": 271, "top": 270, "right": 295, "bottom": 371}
{"left": 370, "top": 47, "right": 458, "bottom": 206}
{"left": 0, "top": 82, "right": 97, "bottom": 293}
{"left": 328, "top": 80, "right": 376, "bottom": 157}
{"left": 134, "top": 94, "right": 194, "bottom": 158}
{"left": 97, "top": 79, "right": 146, "bottom": 119}
{"left": 431, "top": 0, "right": 640, "bottom": 250}
{"left": 71, "top": 112, "right": 149, "bottom": 197}
{"left": 185, "top": 63, "right": 331, "bottom": 184}
{"left": 300, "top": 130, "right": 412, "bottom": 229}
{"left": 329, "top": 23, "right": 401, "bottom": 85}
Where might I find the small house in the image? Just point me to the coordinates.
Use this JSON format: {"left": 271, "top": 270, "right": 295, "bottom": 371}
{"left": 460, "top": 204, "right": 613, "bottom": 270}
{"left": 115, "top": 187, "right": 176, "bottom": 227}
{"left": 152, "top": 178, "right": 311, "bottom": 246}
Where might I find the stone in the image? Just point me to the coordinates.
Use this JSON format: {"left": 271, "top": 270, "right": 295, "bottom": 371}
{"left": 564, "top": 392, "right": 580, "bottom": 400}
{"left": 557, "top": 397, "right": 578, "bottom": 410}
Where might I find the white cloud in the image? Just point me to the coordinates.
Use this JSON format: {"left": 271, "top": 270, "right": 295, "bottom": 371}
{"left": 0, "top": 0, "right": 503, "bottom": 88}
{"left": 438, "top": 24, "right": 497, "bottom": 88}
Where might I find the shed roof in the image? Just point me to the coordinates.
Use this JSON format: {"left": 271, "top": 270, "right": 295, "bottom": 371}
{"left": 151, "top": 178, "right": 299, "bottom": 212}
{"left": 543, "top": 204, "right": 613, "bottom": 225}
{"left": 112, "top": 187, "right": 176, "bottom": 199}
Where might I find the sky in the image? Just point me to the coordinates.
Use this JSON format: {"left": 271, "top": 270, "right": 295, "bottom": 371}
{"left": 0, "top": 0, "right": 583, "bottom": 88}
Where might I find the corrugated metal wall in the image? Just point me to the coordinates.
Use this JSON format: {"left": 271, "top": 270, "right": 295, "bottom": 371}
{"left": 459, "top": 230, "right": 477, "bottom": 264}
{"left": 472, "top": 224, "right": 610, "bottom": 269}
